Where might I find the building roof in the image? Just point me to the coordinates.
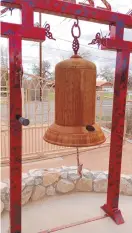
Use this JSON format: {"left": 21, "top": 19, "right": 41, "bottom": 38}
{"left": 96, "top": 81, "right": 113, "bottom": 87}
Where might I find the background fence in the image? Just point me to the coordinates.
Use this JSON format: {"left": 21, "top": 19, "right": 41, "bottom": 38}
{"left": 1, "top": 70, "right": 132, "bottom": 163}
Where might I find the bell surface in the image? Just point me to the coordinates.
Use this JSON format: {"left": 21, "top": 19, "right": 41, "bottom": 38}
{"left": 44, "top": 55, "right": 106, "bottom": 147}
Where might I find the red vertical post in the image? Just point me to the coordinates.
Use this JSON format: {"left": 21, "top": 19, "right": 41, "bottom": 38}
{"left": 101, "top": 50, "right": 130, "bottom": 224}
{"left": 9, "top": 35, "right": 22, "bottom": 233}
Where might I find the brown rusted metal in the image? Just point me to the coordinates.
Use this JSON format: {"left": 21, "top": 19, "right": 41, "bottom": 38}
{"left": 44, "top": 55, "right": 106, "bottom": 147}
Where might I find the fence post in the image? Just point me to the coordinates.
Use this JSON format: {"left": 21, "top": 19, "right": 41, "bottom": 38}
{"left": 99, "top": 91, "right": 103, "bottom": 125}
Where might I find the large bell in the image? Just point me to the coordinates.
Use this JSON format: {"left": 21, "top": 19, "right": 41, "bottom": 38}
{"left": 44, "top": 55, "right": 106, "bottom": 147}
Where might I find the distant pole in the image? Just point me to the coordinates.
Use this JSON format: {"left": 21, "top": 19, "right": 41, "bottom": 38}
{"left": 39, "top": 12, "right": 42, "bottom": 101}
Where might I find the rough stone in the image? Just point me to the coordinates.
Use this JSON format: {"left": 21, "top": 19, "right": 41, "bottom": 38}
{"left": 130, "top": 176, "right": 132, "bottom": 184}
{"left": 2, "top": 179, "right": 10, "bottom": 186}
{"left": 22, "top": 181, "right": 26, "bottom": 190}
{"left": 24, "top": 176, "right": 34, "bottom": 186}
{"left": 68, "top": 171, "right": 80, "bottom": 182}
{"left": 22, "top": 173, "right": 29, "bottom": 179}
{"left": 0, "top": 183, "right": 10, "bottom": 211}
{"left": 56, "top": 179, "right": 75, "bottom": 193}
{"left": 48, "top": 168, "right": 62, "bottom": 173}
{"left": 0, "top": 182, "right": 8, "bottom": 193}
{"left": 82, "top": 169, "right": 90, "bottom": 174}
{"left": 1, "top": 201, "right": 4, "bottom": 213}
{"left": 120, "top": 178, "right": 132, "bottom": 195}
{"left": 31, "top": 185, "right": 46, "bottom": 201}
{"left": 61, "top": 166, "right": 77, "bottom": 172}
{"left": 3, "top": 192, "right": 10, "bottom": 211}
{"left": 60, "top": 172, "right": 68, "bottom": 179}
{"left": 76, "top": 177, "right": 92, "bottom": 192}
{"left": 96, "top": 173, "right": 107, "bottom": 179}
{"left": 34, "top": 177, "right": 43, "bottom": 185}
{"left": 29, "top": 169, "right": 44, "bottom": 185}
{"left": 83, "top": 170, "right": 93, "bottom": 179}
{"left": 29, "top": 169, "right": 44, "bottom": 177}
{"left": 91, "top": 171, "right": 104, "bottom": 180}
{"left": 43, "top": 172, "right": 60, "bottom": 187}
{"left": 121, "top": 175, "right": 132, "bottom": 184}
{"left": 46, "top": 186, "right": 56, "bottom": 196}
{"left": 93, "top": 174, "right": 108, "bottom": 193}
{"left": 28, "top": 169, "right": 39, "bottom": 175}
{"left": 22, "top": 185, "right": 33, "bottom": 205}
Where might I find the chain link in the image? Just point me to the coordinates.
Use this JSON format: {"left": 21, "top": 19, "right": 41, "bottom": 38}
{"left": 71, "top": 19, "right": 81, "bottom": 55}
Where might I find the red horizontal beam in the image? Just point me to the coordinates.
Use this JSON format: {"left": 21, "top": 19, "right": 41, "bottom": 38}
{"left": 103, "top": 39, "right": 132, "bottom": 51}
{"left": 1, "top": 22, "right": 45, "bottom": 41}
{"left": 1, "top": 0, "right": 132, "bottom": 29}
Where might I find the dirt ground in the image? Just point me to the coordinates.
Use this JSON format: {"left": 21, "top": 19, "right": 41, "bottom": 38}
{"left": 1, "top": 139, "right": 132, "bottom": 181}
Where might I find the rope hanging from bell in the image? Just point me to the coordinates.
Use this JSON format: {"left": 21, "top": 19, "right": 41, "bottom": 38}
{"left": 76, "top": 148, "right": 83, "bottom": 178}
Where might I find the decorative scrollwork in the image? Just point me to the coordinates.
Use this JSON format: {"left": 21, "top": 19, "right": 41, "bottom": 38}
{"left": 71, "top": 19, "right": 81, "bottom": 55}
{"left": 88, "top": 31, "right": 108, "bottom": 48}
{"left": 9, "top": 8, "right": 13, "bottom": 15}
{"left": 44, "top": 23, "right": 56, "bottom": 40}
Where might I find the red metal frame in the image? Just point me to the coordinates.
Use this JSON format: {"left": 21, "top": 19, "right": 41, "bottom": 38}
{"left": 1, "top": 0, "right": 132, "bottom": 231}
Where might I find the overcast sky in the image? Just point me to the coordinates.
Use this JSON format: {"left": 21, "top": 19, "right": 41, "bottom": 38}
{"left": 0, "top": 0, "right": 132, "bottom": 74}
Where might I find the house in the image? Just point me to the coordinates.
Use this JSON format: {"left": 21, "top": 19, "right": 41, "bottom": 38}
{"left": 46, "top": 81, "right": 113, "bottom": 91}
{"left": 96, "top": 81, "right": 113, "bottom": 91}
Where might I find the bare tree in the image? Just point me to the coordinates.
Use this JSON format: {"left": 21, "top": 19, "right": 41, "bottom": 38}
{"left": 32, "top": 60, "right": 51, "bottom": 101}
{"left": 1, "top": 47, "right": 8, "bottom": 68}
{"left": 1, "top": 47, "right": 8, "bottom": 97}
{"left": 32, "top": 60, "right": 51, "bottom": 80}
{"left": 128, "top": 70, "right": 132, "bottom": 89}
{"left": 99, "top": 66, "right": 114, "bottom": 83}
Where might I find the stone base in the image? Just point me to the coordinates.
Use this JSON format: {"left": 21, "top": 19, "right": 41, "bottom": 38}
{"left": 1, "top": 167, "right": 132, "bottom": 214}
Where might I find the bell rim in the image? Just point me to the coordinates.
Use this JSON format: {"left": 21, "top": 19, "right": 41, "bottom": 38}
{"left": 43, "top": 136, "right": 106, "bottom": 148}
{"left": 43, "top": 123, "right": 106, "bottom": 147}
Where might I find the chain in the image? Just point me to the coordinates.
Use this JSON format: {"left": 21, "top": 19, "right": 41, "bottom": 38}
{"left": 76, "top": 148, "right": 83, "bottom": 178}
{"left": 71, "top": 19, "right": 81, "bottom": 55}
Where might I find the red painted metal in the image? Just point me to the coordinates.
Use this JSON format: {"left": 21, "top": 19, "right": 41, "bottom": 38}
{"left": 101, "top": 50, "right": 130, "bottom": 224}
{"left": 1, "top": 22, "right": 46, "bottom": 41}
{"left": 9, "top": 35, "right": 22, "bottom": 233}
{"left": 1, "top": 0, "right": 132, "bottom": 231}
{"left": 39, "top": 214, "right": 108, "bottom": 233}
{"left": 1, "top": 0, "right": 132, "bottom": 28}
{"left": 0, "top": 7, "right": 9, "bottom": 15}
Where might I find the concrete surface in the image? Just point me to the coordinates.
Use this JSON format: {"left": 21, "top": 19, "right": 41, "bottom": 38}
{"left": 1, "top": 193, "right": 132, "bottom": 233}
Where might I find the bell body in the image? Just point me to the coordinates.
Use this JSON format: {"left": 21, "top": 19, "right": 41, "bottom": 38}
{"left": 44, "top": 55, "right": 106, "bottom": 147}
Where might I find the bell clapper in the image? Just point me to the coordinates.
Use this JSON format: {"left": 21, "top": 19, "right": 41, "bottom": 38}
{"left": 76, "top": 147, "right": 83, "bottom": 178}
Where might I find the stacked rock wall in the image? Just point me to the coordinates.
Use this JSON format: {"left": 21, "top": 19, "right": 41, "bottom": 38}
{"left": 1, "top": 166, "right": 132, "bottom": 213}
